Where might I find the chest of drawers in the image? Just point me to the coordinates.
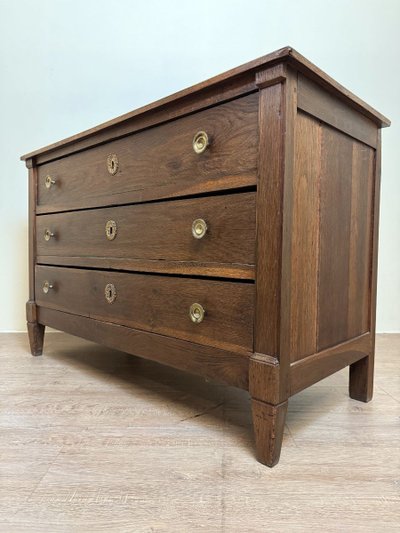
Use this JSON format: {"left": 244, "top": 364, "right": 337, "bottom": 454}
{"left": 22, "top": 47, "right": 390, "bottom": 466}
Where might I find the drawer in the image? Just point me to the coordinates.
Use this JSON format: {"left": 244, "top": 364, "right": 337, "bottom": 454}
{"left": 37, "top": 94, "right": 258, "bottom": 213}
{"left": 35, "top": 266, "right": 254, "bottom": 353}
{"left": 36, "top": 192, "right": 256, "bottom": 277}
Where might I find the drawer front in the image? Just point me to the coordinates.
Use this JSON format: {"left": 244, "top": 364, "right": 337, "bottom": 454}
{"left": 37, "top": 94, "right": 258, "bottom": 212}
{"left": 36, "top": 192, "right": 256, "bottom": 272}
{"left": 35, "top": 266, "right": 254, "bottom": 353}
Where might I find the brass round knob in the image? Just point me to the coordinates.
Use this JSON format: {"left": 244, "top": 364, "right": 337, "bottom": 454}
{"left": 189, "top": 303, "right": 205, "bottom": 324}
{"left": 192, "top": 131, "right": 209, "bottom": 154}
{"left": 44, "top": 229, "right": 55, "bottom": 241}
{"left": 192, "top": 219, "right": 208, "bottom": 239}
{"left": 105, "top": 220, "right": 117, "bottom": 241}
{"left": 45, "top": 175, "right": 56, "bottom": 189}
{"left": 107, "top": 154, "right": 119, "bottom": 175}
{"left": 42, "top": 280, "right": 53, "bottom": 294}
{"left": 105, "top": 283, "right": 117, "bottom": 304}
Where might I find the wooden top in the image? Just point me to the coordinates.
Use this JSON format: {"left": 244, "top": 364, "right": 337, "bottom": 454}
{"left": 21, "top": 46, "right": 390, "bottom": 161}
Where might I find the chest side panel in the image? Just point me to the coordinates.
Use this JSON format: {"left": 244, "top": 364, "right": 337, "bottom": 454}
{"left": 289, "top": 111, "right": 376, "bottom": 361}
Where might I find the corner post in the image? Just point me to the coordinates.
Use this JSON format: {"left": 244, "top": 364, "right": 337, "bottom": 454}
{"left": 349, "top": 130, "right": 381, "bottom": 402}
{"left": 26, "top": 157, "right": 45, "bottom": 355}
{"left": 250, "top": 63, "right": 297, "bottom": 466}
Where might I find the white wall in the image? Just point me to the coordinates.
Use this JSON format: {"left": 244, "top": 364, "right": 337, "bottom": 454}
{"left": 0, "top": 0, "right": 399, "bottom": 332}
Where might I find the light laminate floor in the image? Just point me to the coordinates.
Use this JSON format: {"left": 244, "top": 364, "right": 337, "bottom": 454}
{"left": 0, "top": 332, "right": 399, "bottom": 532}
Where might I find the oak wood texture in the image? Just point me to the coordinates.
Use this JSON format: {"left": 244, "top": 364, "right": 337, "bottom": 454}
{"left": 36, "top": 191, "right": 256, "bottom": 273}
{"left": 349, "top": 354, "right": 374, "bottom": 402}
{"left": 249, "top": 353, "right": 281, "bottom": 405}
{"left": 23, "top": 48, "right": 389, "bottom": 466}
{"left": 36, "top": 94, "right": 258, "bottom": 212}
{"left": 20, "top": 47, "right": 389, "bottom": 165}
{"left": 36, "top": 257, "right": 255, "bottom": 280}
{"left": 290, "top": 333, "right": 371, "bottom": 396}
{"left": 318, "top": 128, "right": 374, "bottom": 351}
{"left": 37, "top": 307, "right": 250, "bottom": 389}
{"left": 252, "top": 399, "right": 288, "bottom": 467}
{"left": 288, "top": 112, "right": 376, "bottom": 362}
{"left": 254, "top": 75, "right": 283, "bottom": 359}
{"left": 289, "top": 112, "right": 320, "bottom": 358}
{"left": 253, "top": 63, "right": 297, "bottom": 409}
{"left": 349, "top": 128, "right": 382, "bottom": 404}
{"left": 276, "top": 67, "right": 297, "bottom": 404}
{"left": 35, "top": 266, "right": 254, "bottom": 354}
{"left": 297, "top": 74, "right": 378, "bottom": 148}
{"left": 26, "top": 301, "right": 45, "bottom": 356}
{"left": 26, "top": 321, "right": 45, "bottom": 356}
{"left": 26, "top": 161, "right": 44, "bottom": 355}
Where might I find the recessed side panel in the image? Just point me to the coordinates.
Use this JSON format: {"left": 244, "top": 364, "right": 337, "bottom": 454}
{"left": 289, "top": 111, "right": 376, "bottom": 361}
{"left": 317, "top": 125, "right": 354, "bottom": 349}
{"left": 318, "top": 126, "right": 375, "bottom": 351}
{"left": 347, "top": 140, "right": 374, "bottom": 339}
{"left": 289, "top": 112, "right": 321, "bottom": 360}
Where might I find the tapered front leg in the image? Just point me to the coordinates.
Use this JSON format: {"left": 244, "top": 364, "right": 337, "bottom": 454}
{"left": 349, "top": 354, "right": 374, "bottom": 402}
{"left": 26, "top": 301, "right": 45, "bottom": 356}
{"left": 251, "top": 399, "right": 288, "bottom": 467}
{"left": 27, "top": 321, "right": 45, "bottom": 356}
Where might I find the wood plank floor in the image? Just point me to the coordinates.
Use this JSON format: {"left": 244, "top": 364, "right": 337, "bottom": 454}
{"left": 0, "top": 332, "right": 399, "bottom": 532}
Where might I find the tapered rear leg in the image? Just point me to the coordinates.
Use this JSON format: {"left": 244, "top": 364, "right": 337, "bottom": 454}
{"left": 349, "top": 354, "right": 374, "bottom": 402}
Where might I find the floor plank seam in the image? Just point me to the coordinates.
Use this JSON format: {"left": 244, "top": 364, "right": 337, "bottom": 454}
{"left": 178, "top": 401, "right": 225, "bottom": 423}
{"left": 27, "top": 448, "right": 63, "bottom": 502}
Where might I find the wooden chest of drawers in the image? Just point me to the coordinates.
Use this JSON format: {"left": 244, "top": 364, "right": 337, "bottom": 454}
{"left": 22, "top": 47, "right": 390, "bottom": 466}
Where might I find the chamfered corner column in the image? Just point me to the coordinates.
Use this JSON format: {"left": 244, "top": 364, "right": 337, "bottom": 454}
{"left": 26, "top": 157, "right": 45, "bottom": 356}
{"left": 251, "top": 398, "right": 288, "bottom": 467}
{"left": 349, "top": 354, "right": 374, "bottom": 403}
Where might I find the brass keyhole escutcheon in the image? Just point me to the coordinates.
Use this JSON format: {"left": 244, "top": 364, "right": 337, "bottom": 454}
{"left": 192, "top": 131, "right": 209, "bottom": 154}
{"left": 105, "top": 220, "right": 117, "bottom": 241}
{"left": 105, "top": 283, "right": 117, "bottom": 304}
{"left": 192, "top": 218, "right": 207, "bottom": 239}
{"left": 189, "top": 303, "right": 205, "bottom": 324}
{"left": 42, "top": 280, "right": 53, "bottom": 294}
{"left": 44, "top": 228, "right": 55, "bottom": 241}
{"left": 107, "top": 154, "right": 119, "bottom": 175}
{"left": 45, "top": 175, "right": 56, "bottom": 189}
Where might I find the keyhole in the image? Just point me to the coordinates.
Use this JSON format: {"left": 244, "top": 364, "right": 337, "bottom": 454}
{"left": 107, "top": 154, "right": 119, "bottom": 175}
{"left": 105, "top": 220, "right": 117, "bottom": 240}
{"left": 107, "top": 288, "right": 111, "bottom": 298}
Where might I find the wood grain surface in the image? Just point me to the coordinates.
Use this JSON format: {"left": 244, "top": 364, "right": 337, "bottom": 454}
{"left": 37, "top": 306, "right": 250, "bottom": 390}
{"left": 289, "top": 112, "right": 321, "bottom": 358}
{"left": 36, "top": 94, "right": 258, "bottom": 212}
{"left": 20, "top": 46, "right": 389, "bottom": 165}
{"left": 288, "top": 112, "right": 376, "bottom": 361}
{"left": 36, "top": 192, "right": 256, "bottom": 271}
{"left": 0, "top": 332, "right": 398, "bottom": 532}
{"left": 36, "top": 256, "right": 255, "bottom": 280}
{"left": 35, "top": 266, "right": 254, "bottom": 353}
{"left": 297, "top": 74, "right": 378, "bottom": 148}
{"left": 23, "top": 49, "right": 389, "bottom": 470}
{"left": 254, "top": 81, "right": 283, "bottom": 358}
